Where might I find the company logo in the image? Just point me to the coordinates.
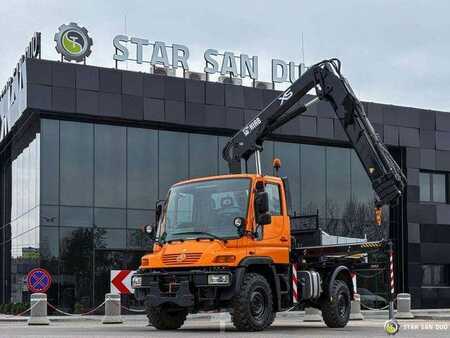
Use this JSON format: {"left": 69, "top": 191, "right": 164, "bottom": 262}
{"left": 384, "top": 319, "right": 400, "bottom": 335}
{"left": 243, "top": 117, "right": 262, "bottom": 136}
{"left": 176, "top": 253, "right": 187, "bottom": 262}
{"left": 278, "top": 88, "right": 293, "bottom": 105}
{"left": 54, "top": 22, "right": 93, "bottom": 62}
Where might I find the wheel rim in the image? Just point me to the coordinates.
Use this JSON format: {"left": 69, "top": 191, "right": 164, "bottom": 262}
{"left": 337, "top": 293, "right": 348, "bottom": 318}
{"left": 250, "top": 288, "right": 267, "bottom": 321}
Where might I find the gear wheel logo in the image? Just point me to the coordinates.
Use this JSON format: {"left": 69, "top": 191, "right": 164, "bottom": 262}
{"left": 54, "top": 22, "right": 93, "bottom": 62}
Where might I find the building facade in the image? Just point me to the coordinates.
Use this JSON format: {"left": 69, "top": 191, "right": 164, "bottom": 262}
{"left": 1, "top": 58, "right": 450, "bottom": 310}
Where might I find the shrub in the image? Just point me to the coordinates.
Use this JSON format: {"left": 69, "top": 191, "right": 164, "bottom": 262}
{"left": 73, "top": 303, "right": 84, "bottom": 314}
{"left": 19, "top": 303, "right": 27, "bottom": 314}
{"left": 0, "top": 304, "right": 5, "bottom": 313}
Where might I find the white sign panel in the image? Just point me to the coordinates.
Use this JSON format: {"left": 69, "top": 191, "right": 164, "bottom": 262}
{"left": 110, "top": 270, "right": 136, "bottom": 294}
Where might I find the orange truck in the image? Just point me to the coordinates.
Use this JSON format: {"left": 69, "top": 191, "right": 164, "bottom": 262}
{"left": 131, "top": 59, "right": 406, "bottom": 331}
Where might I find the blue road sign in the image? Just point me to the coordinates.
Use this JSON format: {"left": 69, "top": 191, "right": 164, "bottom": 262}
{"left": 27, "top": 268, "right": 52, "bottom": 293}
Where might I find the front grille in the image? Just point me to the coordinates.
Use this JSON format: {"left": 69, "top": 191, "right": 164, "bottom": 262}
{"left": 162, "top": 252, "right": 202, "bottom": 265}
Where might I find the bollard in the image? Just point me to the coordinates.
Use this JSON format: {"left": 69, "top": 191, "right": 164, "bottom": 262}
{"left": 102, "top": 293, "right": 123, "bottom": 324}
{"left": 27, "top": 293, "right": 50, "bottom": 325}
{"left": 303, "top": 307, "right": 322, "bottom": 322}
{"left": 350, "top": 293, "right": 364, "bottom": 320}
{"left": 396, "top": 293, "right": 414, "bottom": 319}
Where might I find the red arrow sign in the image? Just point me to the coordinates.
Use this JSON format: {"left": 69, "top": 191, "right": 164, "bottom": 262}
{"left": 111, "top": 270, "right": 134, "bottom": 294}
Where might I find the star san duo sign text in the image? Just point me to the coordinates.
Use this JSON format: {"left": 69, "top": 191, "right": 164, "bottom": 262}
{"left": 113, "top": 35, "right": 305, "bottom": 84}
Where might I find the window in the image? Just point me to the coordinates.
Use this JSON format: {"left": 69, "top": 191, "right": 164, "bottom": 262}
{"left": 420, "top": 172, "right": 447, "bottom": 203}
{"left": 60, "top": 121, "right": 94, "bottom": 206}
{"left": 301, "top": 144, "right": 326, "bottom": 216}
{"left": 274, "top": 142, "right": 300, "bottom": 212}
{"left": 266, "top": 184, "right": 281, "bottom": 215}
{"left": 326, "top": 147, "right": 351, "bottom": 220}
{"left": 158, "top": 131, "right": 188, "bottom": 199}
{"left": 422, "top": 265, "right": 449, "bottom": 286}
{"left": 127, "top": 128, "right": 158, "bottom": 209}
{"left": 95, "top": 124, "right": 126, "bottom": 208}
{"left": 189, "top": 134, "right": 218, "bottom": 178}
{"left": 161, "top": 178, "right": 250, "bottom": 240}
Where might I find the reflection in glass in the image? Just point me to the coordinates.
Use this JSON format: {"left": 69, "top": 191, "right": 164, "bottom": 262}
{"left": 60, "top": 207, "right": 93, "bottom": 228}
{"left": 127, "top": 128, "right": 158, "bottom": 209}
{"left": 94, "top": 227, "right": 126, "bottom": 249}
{"left": 301, "top": 144, "right": 326, "bottom": 217}
{"left": 94, "top": 208, "right": 126, "bottom": 228}
{"left": 189, "top": 134, "right": 218, "bottom": 178}
{"left": 41, "top": 119, "right": 59, "bottom": 204}
{"left": 95, "top": 125, "right": 126, "bottom": 208}
{"left": 275, "top": 142, "right": 300, "bottom": 213}
{"left": 127, "top": 229, "right": 153, "bottom": 249}
{"left": 60, "top": 121, "right": 94, "bottom": 206}
{"left": 158, "top": 131, "right": 188, "bottom": 199}
{"left": 420, "top": 172, "right": 431, "bottom": 202}
{"left": 433, "top": 173, "right": 446, "bottom": 203}
{"left": 60, "top": 227, "right": 93, "bottom": 310}
{"left": 127, "top": 209, "right": 154, "bottom": 229}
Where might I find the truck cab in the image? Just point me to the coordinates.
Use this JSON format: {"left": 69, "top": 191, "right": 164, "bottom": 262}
{"left": 140, "top": 174, "right": 290, "bottom": 270}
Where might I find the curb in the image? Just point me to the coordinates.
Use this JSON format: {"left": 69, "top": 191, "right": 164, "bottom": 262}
{"left": 2, "top": 309, "right": 450, "bottom": 324}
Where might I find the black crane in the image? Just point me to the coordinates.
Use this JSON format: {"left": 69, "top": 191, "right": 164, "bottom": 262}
{"left": 222, "top": 59, "right": 406, "bottom": 208}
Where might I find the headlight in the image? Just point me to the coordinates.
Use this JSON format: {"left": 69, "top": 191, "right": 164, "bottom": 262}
{"left": 131, "top": 276, "right": 142, "bottom": 288}
{"left": 208, "top": 274, "right": 230, "bottom": 285}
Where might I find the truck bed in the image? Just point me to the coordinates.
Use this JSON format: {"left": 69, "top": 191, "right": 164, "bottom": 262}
{"left": 290, "top": 213, "right": 387, "bottom": 259}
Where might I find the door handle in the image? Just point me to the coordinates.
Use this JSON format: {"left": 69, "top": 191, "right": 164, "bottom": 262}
{"left": 280, "top": 236, "right": 289, "bottom": 242}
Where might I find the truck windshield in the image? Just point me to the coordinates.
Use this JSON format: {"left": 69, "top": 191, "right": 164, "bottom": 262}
{"left": 159, "top": 178, "right": 250, "bottom": 241}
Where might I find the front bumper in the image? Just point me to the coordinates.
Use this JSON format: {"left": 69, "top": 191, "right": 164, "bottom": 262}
{"left": 133, "top": 269, "right": 239, "bottom": 308}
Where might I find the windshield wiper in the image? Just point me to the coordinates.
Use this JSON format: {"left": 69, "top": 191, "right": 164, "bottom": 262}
{"left": 170, "top": 231, "right": 222, "bottom": 241}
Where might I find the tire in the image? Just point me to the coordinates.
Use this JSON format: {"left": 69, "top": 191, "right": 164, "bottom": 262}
{"left": 147, "top": 305, "right": 187, "bottom": 330}
{"left": 321, "top": 280, "right": 351, "bottom": 328}
{"left": 231, "top": 272, "right": 274, "bottom": 331}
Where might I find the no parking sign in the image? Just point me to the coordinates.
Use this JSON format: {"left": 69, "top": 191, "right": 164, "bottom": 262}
{"left": 27, "top": 268, "right": 52, "bottom": 293}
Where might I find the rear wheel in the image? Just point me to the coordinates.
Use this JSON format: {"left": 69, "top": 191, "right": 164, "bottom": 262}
{"left": 321, "top": 280, "right": 351, "bottom": 328}
{"left": 231, "top": 272, "right": 274, "bottom": 331}
{"left": 147, "top": 305, "right": 188, "bottom": 330}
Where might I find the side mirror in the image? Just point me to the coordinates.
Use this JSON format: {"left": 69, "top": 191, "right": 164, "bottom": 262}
{"left": 255, "top": 191, "right": 269, "bottom": 214}
{"left": 155, "top": 201, "right": 164, "bottom": 224}
{"left": 255, "top": 190, "right": 272, "bottom": 225}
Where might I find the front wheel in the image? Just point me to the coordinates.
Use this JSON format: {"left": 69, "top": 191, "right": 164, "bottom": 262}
{"left": 147, "top": 305, "right": 188, "bottom": 330}
{"left": 231, "top": 272, "right": 274, "bottom": 331}
{"left": 321, "top": 280, "right": 351, "bottom": 328}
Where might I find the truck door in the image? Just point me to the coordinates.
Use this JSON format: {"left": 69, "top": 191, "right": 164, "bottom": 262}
{"left": 263, "top": 183, "right": 284, "bottom": 240}
{"left": 251, "top": 181, "right": 289, "bottom": 263}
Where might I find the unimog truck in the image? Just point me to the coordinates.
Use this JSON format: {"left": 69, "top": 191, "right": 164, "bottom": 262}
{"left": 131, "top": 59, "right": 406, "bottom": 331}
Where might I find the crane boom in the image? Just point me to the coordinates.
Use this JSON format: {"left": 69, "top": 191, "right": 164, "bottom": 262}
{"left": 222, "top": 59, "right": 406, "bottom": 207}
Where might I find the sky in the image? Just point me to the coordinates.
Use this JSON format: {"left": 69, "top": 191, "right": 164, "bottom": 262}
{"left": 1, "top": 0, "right": 450, "bottom": 111}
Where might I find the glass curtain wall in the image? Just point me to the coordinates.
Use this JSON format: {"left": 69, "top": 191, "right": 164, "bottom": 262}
{"left": 0, "top": 125, "right": 40, "bottom": 305}
{"left": 36, "top": 119, "right": 383, "bottom": 309}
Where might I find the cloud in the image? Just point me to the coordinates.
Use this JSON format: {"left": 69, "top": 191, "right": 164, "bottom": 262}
{"left": 1, "top": 0, "right": 450, "bottom": 111}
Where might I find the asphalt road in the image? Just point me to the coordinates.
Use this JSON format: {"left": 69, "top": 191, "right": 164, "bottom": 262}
{"left": 1, "top": 317, "right": 450, "bottom": 338}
